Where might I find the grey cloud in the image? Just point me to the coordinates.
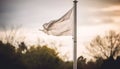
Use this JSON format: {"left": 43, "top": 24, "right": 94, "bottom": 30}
{"left": 1, "top": 0, "right": 120, "bottom": 30}
{"left": 0, "top": 0, "right": 28, "bottom": 30}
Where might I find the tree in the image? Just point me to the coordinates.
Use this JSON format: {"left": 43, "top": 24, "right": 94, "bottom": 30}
{"left": 21, "top": 46, "right": 63, "bottom": 69}
{"left": 58, "top": 61, "right": 73, "bottom": 69}
{"left": 3, "top": 25, "right": 21, "bottom": 44}
{"left": 87, "top": 30, "right": 120, "bottom": 59}
{"left": 2, "top": 25, "right": 25, "bottom": 47}
{"left": 87, "top": 30, "right": 120, "bottom": 69}
{"left": 0, "top": 41, "right": 26, "bottom": 69}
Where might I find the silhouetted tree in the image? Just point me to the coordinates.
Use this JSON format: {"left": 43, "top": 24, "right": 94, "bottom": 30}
{"left": 86, "top": 57, "right": 103, "bottom": 69}
{"left": 3, "top": 25, "right": 21, "bottom": 44}
{"left": 87, "top": 30, "right": 120, "bottom": 59}
{"left": 0, "top": 41, "right": 26, "bottom": 69}
{"left": 21, "top": 46, "right": 63, "bottom": 69}
{"left": 58, "top": 61, "right": 73, "bottom": 69}
{"left": 87, "top": 30, "right": 120, "bottom": 69}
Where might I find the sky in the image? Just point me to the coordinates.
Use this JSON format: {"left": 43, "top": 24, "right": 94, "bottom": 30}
{"left": 0, "top": 0, "right": 120, "bottom": 61}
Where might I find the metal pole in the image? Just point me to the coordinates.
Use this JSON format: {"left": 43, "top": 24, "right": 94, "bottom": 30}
{"left": 73, "top": 0, "right": 78, "bottom": 69}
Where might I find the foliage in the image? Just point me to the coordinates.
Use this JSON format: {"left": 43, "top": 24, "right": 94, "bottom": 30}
{"left": 0, "top": 40, "right": 67, "bottom": 69}
{"left": 21, "top": 46, "right": 63, "bottom": 69}
{"left": 0, "top": 41, "right": 26, "bottom": 69}
{"left": 3, "top": 30, "right": 120, "bottom": 69}
{"left": 1, "top": 30, "right": 120, "bottom": 69}
{"left": 58, "top": 61, "right": 73, "bottom": 69}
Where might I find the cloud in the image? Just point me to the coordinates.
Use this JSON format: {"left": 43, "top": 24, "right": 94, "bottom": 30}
{"left": 0, "top": 0, "right": 15, "bottom": 30}
{"left": 83, "top": 0, "right": 120, "bottom": 4}
{"left": 79, "top": 0, "right": 120, "bottom": 8}
{"left": 1, "top": 0, "right": 120, "bottom": 30}
{"left": 0, "top": 1, "right": 6, "bottom": 29}
{"left": 79, "top": 3, "right": 120, "bottom": 25}
{"left": 96, "top": 5, "right": 120, "bottom": 15}
{"left": 98, "top": 0, "right": 120, "bottom": 4}
{"left": 93, "top": 5, "right": 120, "bottom": 24}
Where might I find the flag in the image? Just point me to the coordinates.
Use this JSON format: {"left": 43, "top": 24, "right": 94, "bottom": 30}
{"left": 42, "top": 8, "right": 73, "bottom": 36}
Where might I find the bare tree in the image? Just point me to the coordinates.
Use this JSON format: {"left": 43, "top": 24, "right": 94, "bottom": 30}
{"left": 2, "top": 25, "right": 25, "bottom": 46}
{"left": 87, "top": 30, "right": 120, "bottom": 60}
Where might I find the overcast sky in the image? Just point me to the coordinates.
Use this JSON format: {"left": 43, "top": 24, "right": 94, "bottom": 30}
{"left": 1, "top": 0, "right": 120, "bottom": 30}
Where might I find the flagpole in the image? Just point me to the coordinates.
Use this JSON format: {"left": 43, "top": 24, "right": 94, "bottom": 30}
{"left": 73, "top": 0, "right": 78, "bottom": 69}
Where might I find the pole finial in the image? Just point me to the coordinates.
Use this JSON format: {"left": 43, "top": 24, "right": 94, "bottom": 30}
{"left": 73, "top": 0, "right": 78, "bottom": 3}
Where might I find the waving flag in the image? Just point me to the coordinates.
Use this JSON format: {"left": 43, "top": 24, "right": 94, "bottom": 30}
{"left": 42, "top": 8, "right": 73, "bottom": 36}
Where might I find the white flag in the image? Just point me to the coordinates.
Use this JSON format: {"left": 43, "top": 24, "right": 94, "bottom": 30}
{"left": 42, "top": 8, "right": 73, "bottom": 36}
